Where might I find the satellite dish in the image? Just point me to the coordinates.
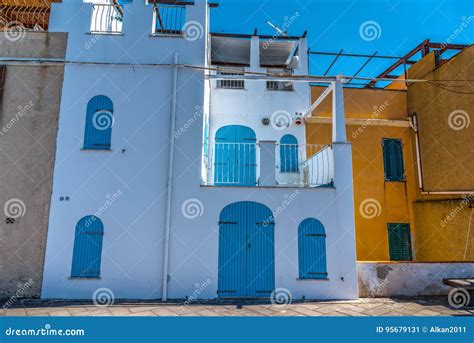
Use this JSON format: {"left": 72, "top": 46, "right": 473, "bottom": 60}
{"left": 266, "top": 21, "right": 287, "bottom": 37}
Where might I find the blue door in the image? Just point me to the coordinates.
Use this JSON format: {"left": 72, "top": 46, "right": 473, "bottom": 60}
{"left": 214, "top": 125, "right": 256, "bottom": 186}
{"left": 71, "top": 216, "right": 104, "bottom": 278}
{"left": 280, "top": 134, "right": 299, "bottom": 172}
{"left": 298, "top": 218, "right": 328, "bottom": 279}
{"left": 218, "top": 202, "right": 275, "bottom": 297}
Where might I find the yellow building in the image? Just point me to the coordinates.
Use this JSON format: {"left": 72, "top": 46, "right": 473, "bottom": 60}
{"left": 306, "top": 43, "right": 473, "bottom": 262}
{"left": 307, "top": 87, "right": 417, "bottom": 261}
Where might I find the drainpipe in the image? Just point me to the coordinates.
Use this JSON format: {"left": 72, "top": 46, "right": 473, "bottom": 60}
{"left": 411, "top": 112, "right": 474, "bottom": 195}
{"left": 162, "top": 52, "right": 179, "bottom": 301}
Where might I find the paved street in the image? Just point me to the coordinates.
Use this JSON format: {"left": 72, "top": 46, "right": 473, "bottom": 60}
{"left": 1, "top": 298, "right": 473, "bottom": 317}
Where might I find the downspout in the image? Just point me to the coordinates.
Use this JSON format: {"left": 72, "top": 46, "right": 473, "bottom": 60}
{"left": 162, "top": 52, "right": 179, "bottom": 301}
{"left": 411, "top": 112, "right": 474, "bottom": 195}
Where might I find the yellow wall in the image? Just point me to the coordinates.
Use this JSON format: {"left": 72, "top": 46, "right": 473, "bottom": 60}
{"left": 406, "top": 46, "right": 474, "bottom": 261}
{"left": 307, "top": 87, "right": 417, "bottom": 261}
{"left": 306, "top": 46, "right": 474, "bottom": 262}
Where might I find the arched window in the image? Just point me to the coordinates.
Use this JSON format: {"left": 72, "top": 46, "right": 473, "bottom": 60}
{"left": 280, "top": 134, "right": 299, "bottom": 173}
{"left": 71, "top": 216, "right": 104, "bottom": 278}
{"left": 84, "top": 95, "right": 114, "bottom": 150}
{"left": 298, "top": 218, "right": 327, "bottom": 279}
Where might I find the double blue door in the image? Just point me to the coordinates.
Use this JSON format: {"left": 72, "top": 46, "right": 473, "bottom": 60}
{"left": 218, "top": 202, "right": 275, "bottom": 297}
{"left": 214, "top": 125, "right": 257, "bottom": 186}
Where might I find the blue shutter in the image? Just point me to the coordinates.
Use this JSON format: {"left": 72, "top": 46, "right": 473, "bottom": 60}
{"left": 246, "top": 202, "right": 275, "bottom": 297}
{"left": 280, "top": 134, "right": 299, "bottom": 173}
{"left": 84, "top": 95, "right": 114, "bottom": 150}
{"left": 71, "top": 216, "right": 104, "bottom": 278}
{"left": 214, "top": 125, "right": 256, "bottom": 186}
{"left": 382, "top": 139, "right": 404, "bottom": 181}
{"left": 298, "top": 218, "right": 327, "bottom": 279}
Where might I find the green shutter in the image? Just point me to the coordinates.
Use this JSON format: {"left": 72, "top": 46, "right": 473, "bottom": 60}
{"left": 388, "top": 223, "right": 412, "bottom": 261}
{"left": 382, "top": 139, "right": 404, "bottom": 181}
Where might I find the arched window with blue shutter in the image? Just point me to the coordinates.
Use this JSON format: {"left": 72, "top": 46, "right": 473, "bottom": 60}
{"left": 71, "top": 216, "right": 104, "bottom": 278}
{"left": 280, "top": 134, "right": 299, "bottom": 173}
{"left": 298, "top": 218, "right": 327, "bottom": 279}
{"left": 84, "top": 95, "right": 114, "bottom": 150}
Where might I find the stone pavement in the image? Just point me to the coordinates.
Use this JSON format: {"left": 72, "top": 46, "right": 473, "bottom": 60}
{"left": 1, "top": 297, "right": 473, "bottom": 317}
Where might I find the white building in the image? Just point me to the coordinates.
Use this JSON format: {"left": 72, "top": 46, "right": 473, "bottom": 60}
{"left": 41, "top": 0, "right": 358, "bottom": 301}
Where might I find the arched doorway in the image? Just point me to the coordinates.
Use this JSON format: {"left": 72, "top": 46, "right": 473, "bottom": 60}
{"left": 214, "top": 125, "right": 257, "bottom": 186}
{"left": 218, "top": 201, "right": 275, "bottom": 297}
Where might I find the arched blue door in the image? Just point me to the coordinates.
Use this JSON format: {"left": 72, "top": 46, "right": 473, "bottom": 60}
{"left": 218, "top": 202, "right": 275, "bottom": 297}
{"left": 214, "top": 125, "right": 257, "bottom": 186}
{"left": 280, "top": 134, "right": 299, "bottom": 173}
{"left": 298, "top": 218, "right": 327, "bottom": 279}
{"left": 71, "top": 216, "right": 104, "bottom": 278}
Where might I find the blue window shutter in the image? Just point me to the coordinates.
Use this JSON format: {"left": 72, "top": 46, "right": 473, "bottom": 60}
{"left": 298, "top": 218, "right": 327, "bottom": 279}
{"left": 280, "top": 134, "right": 299, "bottom": 173}
{"left": 382, "top": 139, "right": 404, "bottom": 181}
{"left": 71, "top": 216, "right": 104, "bottom": 278}
{"left": 84, "top": 95, "right": 114, "bottom": 150}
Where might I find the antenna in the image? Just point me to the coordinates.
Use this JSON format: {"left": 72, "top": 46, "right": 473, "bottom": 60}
{"left": 266, "top": 21, "right": 287, "bottom": 37}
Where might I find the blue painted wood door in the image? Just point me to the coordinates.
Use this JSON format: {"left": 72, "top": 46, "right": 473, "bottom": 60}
{"left": 298, "top": 218, "right": 327, "bottom": 279}
{"left": 218, "top": 202, "right": 275, "bottom": 297}
{"left": 214, "top": 125, "right": 256, "bottom": 186}
{"left": 71, "top": 216, "right": 104, "bottom": 278}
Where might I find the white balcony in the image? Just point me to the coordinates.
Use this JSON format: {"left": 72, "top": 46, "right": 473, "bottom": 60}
{"left": 202, "top": 142, "right": 333, "bottom": 188}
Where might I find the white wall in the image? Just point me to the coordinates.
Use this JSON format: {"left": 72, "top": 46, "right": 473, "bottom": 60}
{"left": 42, "top": 0, "right": 358, "bottom": 300}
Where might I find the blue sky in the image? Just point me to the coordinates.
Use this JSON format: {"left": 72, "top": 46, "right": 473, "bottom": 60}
{"left": 210, "top": 0, "right": 473, "bottom": 82}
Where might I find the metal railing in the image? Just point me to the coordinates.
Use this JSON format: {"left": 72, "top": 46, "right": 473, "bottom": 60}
{"left": 90, "top": 4, "right": 123, "bottom": 34}
{"left": 301, "top": 146, "right": 334, "bottom": 187}
{"left": 216, "top": 73, "right": 245, "bottom": 89}
{"left": 0, "top": 0, "right": 55, "bottom": 31}
{"left": 204, "top": 142, "right": 258, "bottom": 186}
{"left": 266, "top": 81, "right": 294, "bottom": 91}
{"left": 276, "top": 144, "right": 333, "bottom": 187}
{"left": 153, "top": 4, "right": 186, "bottom": 35}
{"left": 202, "top": 142, "right": 333, "bottom": 188}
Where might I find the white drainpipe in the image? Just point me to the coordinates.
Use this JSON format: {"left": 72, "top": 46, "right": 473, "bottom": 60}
{"left": 162, "top": 52, "right": 179, "bottom": 301}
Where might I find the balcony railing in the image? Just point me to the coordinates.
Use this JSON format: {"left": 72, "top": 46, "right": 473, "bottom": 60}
{"left": 202, "top": 142, "right": 333, "bottom": 188}
{"left": 153, "top": 4, "right": 186, "bottom": 35}
{"left": 90, "top": 4, "right": 123, "bottom": 34}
